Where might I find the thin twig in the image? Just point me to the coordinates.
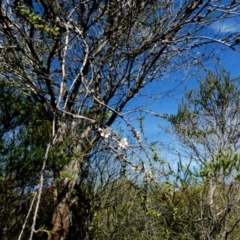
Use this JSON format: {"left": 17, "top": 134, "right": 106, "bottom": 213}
{"left": 18, "top": 191, "right": 37, "bottom": 240}
{"left": 29, "top": 138, "right": 55, "bottom": 239}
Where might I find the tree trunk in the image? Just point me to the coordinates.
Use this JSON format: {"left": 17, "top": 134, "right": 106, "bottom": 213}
{"left": 48, "top": 169, "right": 77, "bottom": 240}
{"left": 48, "top": 186, "right": 72, "bottom": 240}
{"left": 207, "top": 178, "right": 216, "bottom": 206}
{"left": 48, "top": 124, "right": 91, "bottom": 240}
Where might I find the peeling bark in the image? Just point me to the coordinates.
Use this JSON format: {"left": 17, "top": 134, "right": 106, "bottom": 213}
{"left": 49, "top": 166, "right": 78, "bottom": 240}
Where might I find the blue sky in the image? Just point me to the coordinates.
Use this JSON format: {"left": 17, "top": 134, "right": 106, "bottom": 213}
{"left": 128, "top": 45, "right": 240, "bottom": 137}
{"left": 158, "top": 45, "right": 240, "bottom": 167}
{"left": 120, "top": 12, "right": 240, "bottom": 140}
{"left": 116, "top": 13, "right": 240, "bottom": 170}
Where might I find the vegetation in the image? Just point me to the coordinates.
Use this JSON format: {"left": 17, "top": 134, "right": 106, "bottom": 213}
{"left": 1, "top": 0, "right": 240, "bottom": 239}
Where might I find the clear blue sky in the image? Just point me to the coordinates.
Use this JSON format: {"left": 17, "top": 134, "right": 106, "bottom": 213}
{"left": 109, "top": 14, "right": 240, "bottom": 173}
{"left": 122, "top": 42, "right": 240, "bottom": 171}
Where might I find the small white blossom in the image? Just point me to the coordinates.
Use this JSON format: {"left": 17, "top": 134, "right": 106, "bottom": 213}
{"left": 146, "top": 171, "right": 153, "bottom": 181}
{"left": 133, "top": 129, "right": 141, "bottom": 142}
{"left": 132, "top": 164, "right": 140, "bottom": 172}
{"left": 136, "top": 131, "right": 141, "bottom": 142}
{"left": 118, "top": 138, "right": 128, "bottom": 149}
{"left": 98, "top": 128, "right": 111, "bottom": 138}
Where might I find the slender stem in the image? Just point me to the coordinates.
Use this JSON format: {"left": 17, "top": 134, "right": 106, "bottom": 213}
{"left": 29, "top": 139, "right": 54, "bottom": 239}
{"left": 18, "top": 191, "right": 37, "bottom": 240}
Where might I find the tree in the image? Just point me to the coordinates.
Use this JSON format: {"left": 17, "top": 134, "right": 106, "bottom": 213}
{"left": 172, "top": 67, "right": 240, "bottom": 165}
{"left": 169, "top": 67, "right": 240, "bottom": 239}
{"left": 1, "top": 0, "right": 240, "bottom": 239}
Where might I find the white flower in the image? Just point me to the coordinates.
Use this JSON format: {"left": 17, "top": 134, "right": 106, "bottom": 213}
{"left": 98, "top": 128, "right": 111, "bottom": 138}
{"left": 132, "top": 164, "right": 140, "bottom": 172}
{"left": 136, "top": 131, "right": 141, "bottom": 142}
{"left": 118, "top": 138, "right": 128, "bottom": 149}
{"left": 146, "top": 171, "right": 153, "bottom": 181}
{"left": 133, "top": 129, "right": 141, "bottom": 142}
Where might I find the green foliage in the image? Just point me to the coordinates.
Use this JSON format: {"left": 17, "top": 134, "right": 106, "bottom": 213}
{"left": 1, "top": 0, "right": 240, "bottom": 237}
{"left": 96, "top": 111, "right": 112, "bottom": 122}
{"left": 166, "top": 66, "right": 240, "bottom": 172}
{"left": 200, "top": 150, "right": 240, "bottom": 179}
{"left": 17, "top": 4, "right": 60, "bottom": 35}
{"left": 164, "top": 67, "right": 240, "bottom": 239}
{"left": 172, "top": 67, "right": 240, "bottom": 133}
{"left": 0, "top": 82, "right": 54, "bottom": 238}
